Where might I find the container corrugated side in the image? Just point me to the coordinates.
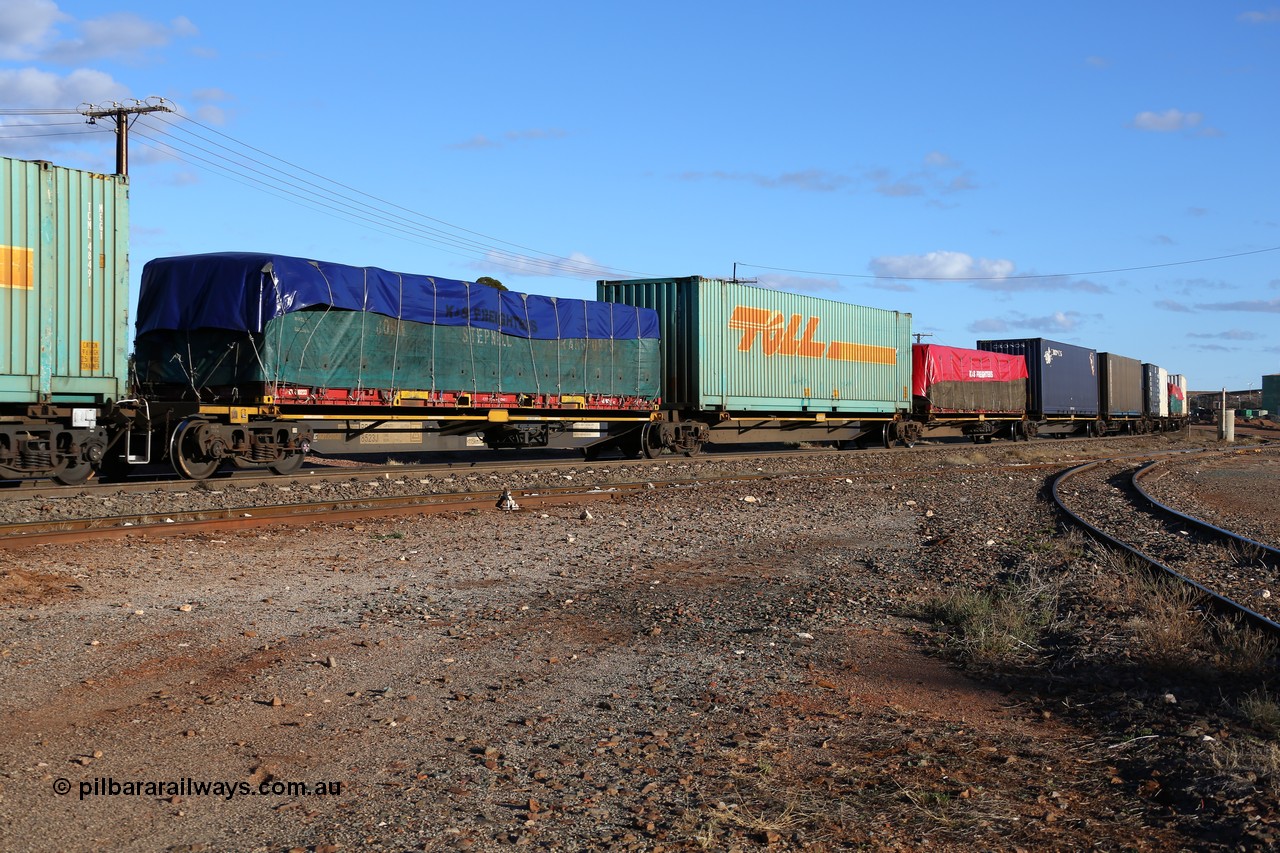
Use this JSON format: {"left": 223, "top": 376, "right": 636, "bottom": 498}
{"left": 0, "top": 156, "right": 129, "bottom": 404}
{"left": 1262, "top": 374, "right": 1279, "bottom": 416}
{"left": 1098, "top": 353, "right": 1143, "bottom": 417}
{"left": 599, "top": 277, "right": 911, "bottom": 414}
{"left": 1168, "top": 374, "right": 1188, "bottom": 415}
{"left": 1143, "top": 363, "right": 1169, "bottom": 418}
{"left": 976, "top": 338, "right": 1098, "bottom": 417}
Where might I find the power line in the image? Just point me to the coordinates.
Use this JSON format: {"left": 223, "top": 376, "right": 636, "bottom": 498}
{"left": 738, "top": 245, "right": 1280, "bottom": 282}
{"left": 140, "top": 112, "right": 652, "bottom": 281}
{"left": 128, "top": 129, "right": 580, "bottom": 275}
{"left": 139, "top": 118, "right": 622, "bottom": 278}
{"left": 0, "top": 127, "right": 110, "bottom": 140}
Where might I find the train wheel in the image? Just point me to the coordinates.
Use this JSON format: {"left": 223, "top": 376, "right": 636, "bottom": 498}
{"left": 641, "top": 423, "right": 665, "bottom": 459}
{"left": 170, "top": 419, "right": 220, "bottom": 480}
{"left": 268, "top": 452, "right": 305, "bottom": 475}
{"left": 53, "top": 457, "right": 94, "bottom": 486}
{"left": 881, "top": 423, "right": 893, "bottom": 449}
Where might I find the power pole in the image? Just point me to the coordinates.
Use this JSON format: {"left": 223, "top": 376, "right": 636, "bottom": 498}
{"left": 79, "top": 97, "right": 175, "bottom": 176}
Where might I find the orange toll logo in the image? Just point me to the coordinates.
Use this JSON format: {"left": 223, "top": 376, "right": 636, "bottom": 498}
{"left": 728, "top": 306, "right": 896, "bottom": 365}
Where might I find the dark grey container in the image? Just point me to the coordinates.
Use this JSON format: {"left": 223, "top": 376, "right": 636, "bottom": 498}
{"left": 1098, "top": 353, "right": 1143, "bottom": 418}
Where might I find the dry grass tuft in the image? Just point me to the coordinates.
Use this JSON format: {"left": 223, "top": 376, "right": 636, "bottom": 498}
{"left": 918, "top": 570, "right": 1063, "bottom": 664}
{"left": 1238, "top": 689, "right": 1280, "bottom": 738}
{"left": 1124, "top": 577, "right": 1209, "bottom": 668}
{"left": 939, "top": 451, "right": 989, "bottom": 467}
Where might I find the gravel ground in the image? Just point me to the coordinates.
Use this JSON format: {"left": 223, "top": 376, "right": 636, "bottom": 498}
{"left": 1, "top": 431, "right": 1277, "bottom": 852}
{"left": 1141, "top": 448, "right": 1280, "bottom": 548}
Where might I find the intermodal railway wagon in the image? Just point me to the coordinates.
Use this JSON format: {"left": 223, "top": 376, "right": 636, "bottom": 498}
{"left": 0, "top": 157, "right": 130, "bottom": 483}
{"left": 0, "top": 153, "right": 1192, "bottom": 484}
{"left": 910, "top": 344, "right": 1031, "bottom": 441}
{"left": 133, "top": 252, "right": 663, "bottom": 476}
{"left": 597, "top": 277, "right": 915, "bottom": 453}
{"left": 978, "top": 338, "right": 1187, "bottom": 436}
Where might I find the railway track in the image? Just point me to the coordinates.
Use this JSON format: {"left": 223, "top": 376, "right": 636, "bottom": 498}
{"left": 0, "top": 442, "right": 1095, "bottom": 549}
{"left": 0, "top": 430, "right": 1183, "bottom": 503}
{"left": 1053, "top": 449, "right": 1280, "bottom": 633}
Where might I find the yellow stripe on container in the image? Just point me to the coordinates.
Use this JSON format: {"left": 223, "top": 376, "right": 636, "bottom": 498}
{"left": 826, "top": 341, "right": 897, "bottom": 365}
{"left": 1, "top": 245, "right": 34, "bottom": 290}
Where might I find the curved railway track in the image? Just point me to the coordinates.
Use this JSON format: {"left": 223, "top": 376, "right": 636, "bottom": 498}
{"left": 1053, "top": 449, "right": 1280, "bottom": 633}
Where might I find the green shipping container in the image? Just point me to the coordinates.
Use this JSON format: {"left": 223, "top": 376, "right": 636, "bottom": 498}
{"left": 597, "top": 277, "right": 911, "bottom": 414}
{"left": 0, "top": 156, "right": 130, "bottom": 404}
{"left": 1263, "top": 375, "right": 1280, "bottom": 417}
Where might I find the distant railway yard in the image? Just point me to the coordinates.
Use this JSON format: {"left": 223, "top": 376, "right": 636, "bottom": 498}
{"left": 2, "top": 427, "right": 1279, "bottom": 851}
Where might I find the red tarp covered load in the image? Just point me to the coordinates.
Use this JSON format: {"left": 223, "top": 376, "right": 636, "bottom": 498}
{"left": 912, "top": 344, "right": 1029, "bottom": 415}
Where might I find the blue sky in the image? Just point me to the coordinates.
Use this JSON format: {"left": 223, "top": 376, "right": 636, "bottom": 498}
{"left": 2, "top": 1, "right": 1277, "bottom": 390}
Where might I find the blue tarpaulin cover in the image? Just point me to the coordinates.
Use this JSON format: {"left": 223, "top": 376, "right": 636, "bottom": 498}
{"left": 137, "top": 252, "right": 660, "bottom": 340}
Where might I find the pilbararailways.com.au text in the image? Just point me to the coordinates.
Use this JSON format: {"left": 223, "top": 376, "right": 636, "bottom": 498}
{"left": 58, "top": 777, "right": 344, "bottom": 801}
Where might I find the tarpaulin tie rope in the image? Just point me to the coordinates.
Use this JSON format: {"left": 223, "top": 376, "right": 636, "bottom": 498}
{"left": 553, "top": 298, "right": 562, "bottom": 399}
{"left": 523, "top": 293, "right": 540, "bottom": 399}
{"left": 466, "top": 284, "right": 477, "bottom": 397}
{"left": 294, "top": 267, "right": 334, "bottom": 389}
{"left": 389, "top": 273, "right": 404, "bottom": 397}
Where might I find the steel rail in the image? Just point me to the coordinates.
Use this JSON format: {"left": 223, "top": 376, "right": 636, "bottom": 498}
{"left": 1132, "top": 456, "right": 1280, "bottom": 561}
{"left": 1052, "top": 456, "right": 1280, "bottom": 635}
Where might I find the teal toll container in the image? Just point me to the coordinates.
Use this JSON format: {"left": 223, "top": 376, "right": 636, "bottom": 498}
{"left": 0, "top": 156, "right": 130, "bottom": 405}
{"left": 596, "top": 277, "right": 912, "bottom": 414}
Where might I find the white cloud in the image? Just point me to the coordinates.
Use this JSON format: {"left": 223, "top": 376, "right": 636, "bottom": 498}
{"left": 1155, "top": 299, "right": 1193, "bottom": 313}
{"left": 1027, "top": 310, "right": 1084, "bottom": 332}
{"left": 476, "top": 250, "right": 604, "bottom": 279}
{"left": 1130, "top": 109, "right": 1204, "bottom": 132}
{"left": 0, "top": 66, "right": 125, "bottom": 107}
{"left": 679, "top": 168, "right": 853, "bottom": 193}
{"left": 42, "top": 12, "right": 197, "bottom": 64}
{"left": 967, "top": 310, "right": 1087, "bottom": 335}
{"left": 0, "top": 0, "right": 65, "bottom": 61}
{"left": 755, "top": 273, "right": 842, "bottom": 294}
{"left": 1196, "top": 297, "right": 1280, "bottom": 313}
{"left": 450, "top": 128, "right": 568, "bottom": 151}
{"left": 974, "top": 274, "right": 1109, "bottom": 294}
{"left": 1187, "top": 329, "right": 1261, "bottom": 341}
{"left": 1238, "top": 9, "right": 1280, "bottom": 23}
{"left": 869, "top": 250, "right": 1014, "bottom": 281}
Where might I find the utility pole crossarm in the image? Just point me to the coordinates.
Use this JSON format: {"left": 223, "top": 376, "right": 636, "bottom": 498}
{"left": 79, "top": 97, "right": 175, "bottom": 177}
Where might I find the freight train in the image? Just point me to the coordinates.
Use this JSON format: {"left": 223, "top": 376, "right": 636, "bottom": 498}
{"left": 0, "top": 155, "right": 1188, "bottom": 485}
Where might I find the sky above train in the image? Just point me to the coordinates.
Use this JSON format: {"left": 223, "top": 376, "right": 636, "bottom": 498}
{"left": 1, "top": 1, "right": 1277, "bottom": 390}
